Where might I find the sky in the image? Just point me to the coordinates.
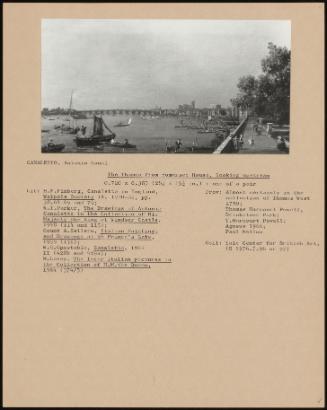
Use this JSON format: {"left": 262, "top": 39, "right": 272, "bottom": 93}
{"left": 42, "top": 19, "right": 291, "bottom": 110}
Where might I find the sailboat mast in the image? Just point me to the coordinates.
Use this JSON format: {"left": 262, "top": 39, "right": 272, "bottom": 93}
{"left": 69, "top": 90, "right": 73, "bottom": 114}
{"left": 68, "top": 90, "right": 74, "bottom": 128}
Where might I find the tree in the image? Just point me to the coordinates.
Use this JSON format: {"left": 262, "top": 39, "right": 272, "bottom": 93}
{"left": 260, "top": 42, "right": 290, "bottom": 123}
{"left": 231, "top": 75, "right": 258, "bottom": 113}
{"left": 231, "top": 43, "right": 291, "bottom": 124}
{"left": 255, "top": 74, "right": 275, "bottom": 117}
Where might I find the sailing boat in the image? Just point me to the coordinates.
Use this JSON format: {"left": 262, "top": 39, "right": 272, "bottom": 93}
{"left": 61, "top": 91, "right": 77, "bottom": 133}
{"left": 42, "top": 138, "right": 65, "bottom": 153}
{"left": 74, "top": 115, "right": 116, "bottom": 146}
{"left": 114, "top": 117, "right": 132, "bottom": 127}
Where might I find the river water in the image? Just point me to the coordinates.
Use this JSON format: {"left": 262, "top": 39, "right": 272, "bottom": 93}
{"left": 41, "top": 115, "right": 218, "bottom": 154}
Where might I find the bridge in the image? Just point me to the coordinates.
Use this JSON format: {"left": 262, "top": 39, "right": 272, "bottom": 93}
{"left": 80, "top": 109, "right": 170, "bottom": 116}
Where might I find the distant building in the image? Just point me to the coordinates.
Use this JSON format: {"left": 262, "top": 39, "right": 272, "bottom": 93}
{"left": 178, "top": 101, "right": 197, "bottom": 116}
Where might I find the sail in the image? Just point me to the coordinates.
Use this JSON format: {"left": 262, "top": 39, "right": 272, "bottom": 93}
{"left": 102, "top": 118, "right": 115, "bottom": 135}
{"left": 128, "top": 118, "right": 132, "bottom": 125}
{"left": 93, "top": 115, "right": 103, "bottom": 136}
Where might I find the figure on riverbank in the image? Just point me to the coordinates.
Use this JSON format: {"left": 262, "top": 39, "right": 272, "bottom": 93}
{"left": 175, "top": 139, "right": 182, "bottom": 152}
{"left": 248, "top": 136, "right": 255, "bottom": 145}
{"left": 165, "top": 141, "right": 174, "bottom": 152}
{"left": 277, "top": 135, "right": 288, "bottom": 151}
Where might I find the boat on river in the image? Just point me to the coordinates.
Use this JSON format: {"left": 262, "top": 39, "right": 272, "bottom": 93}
{"left": 114, "top": 117, "right": 132, "bottom": 127}
{"left": 59, "top": 91, "right": 76, "bottom": 132}
{"left": 94, "top": 144, "right": 104, "bottom": 151}
{"left": 74, "top": 115, "right": 116, "bottom": 146}
{"left": 62, "top": 90, "right": 87, "bottom": 132}
{"left": 197, "top": 129, "right": 216, "bottom": 134}
{"left": 42, "top": 142, "right": 65, "bottom": 153}
{"left": 110, "top": 141, "right": 136, "bottom": 149}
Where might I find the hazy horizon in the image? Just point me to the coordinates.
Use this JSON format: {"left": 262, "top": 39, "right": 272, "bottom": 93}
{"left": 42, "top": 19, "right": 291, "bottom": 110}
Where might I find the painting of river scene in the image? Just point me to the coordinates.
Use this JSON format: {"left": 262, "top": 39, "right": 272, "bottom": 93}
{"left": 42, "top": 20, "right": 291, "bottom": 154}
